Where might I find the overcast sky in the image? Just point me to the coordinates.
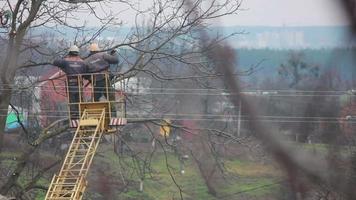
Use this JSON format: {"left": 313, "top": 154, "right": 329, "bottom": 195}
{"left": 115, "top": 0, "right": 350, "bottom": 27}
{"left": 222, "top": 0, "right": 349, "bottom": 26}
{"left": 0, "top": 0, "right": 349, "bottom": 27}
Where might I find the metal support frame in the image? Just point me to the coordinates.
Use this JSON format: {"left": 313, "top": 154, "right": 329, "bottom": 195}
{"left": 45, "top": 108, "right": 106, "bottom": 200}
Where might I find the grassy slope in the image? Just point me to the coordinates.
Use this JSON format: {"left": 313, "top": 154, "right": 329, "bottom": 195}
{"left": 1, "top": 147, "right": 282, "bottom": 200}
{"left": 90, "top": 148, "right": 282, "bottom": 200}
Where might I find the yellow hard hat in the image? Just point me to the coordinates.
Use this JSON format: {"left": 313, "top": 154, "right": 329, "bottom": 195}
{"left": 69, "top": 45, "right": 79, "bottom": 53}
{"left": 89, "top": 43, "right": 100, "bottom": 52}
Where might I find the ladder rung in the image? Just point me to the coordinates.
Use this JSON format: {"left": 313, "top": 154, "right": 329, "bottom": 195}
{"left": 52, "top": 176, "right": 81, "bottom": 180}
{"left": 64, "top": 158, "right": 86, "bottom": 162}
{"left": 77, "top": 137, "right": 98, "bottom": 139}
{"left": 66, "top": 154, "right": 89, "bottom": 157}
{"left": 47, "top": 196, "right": 75, "bottom": 199}
{"left": 60, "top": 169, "right": 87, "bottom": 173}
{"left": 71, "top": 141, "right": 98, "bottom": 144}
{"left": 52, "top": 181, "right": 79, "bottom": 185}
{"left": 47, "top": 194, "right": 75, "bottom": 198}
{"left": 76, "top": 137, "right": 100, "bottom": 140}
{"left": 62, "top": 164, "right": 86, "bottom": 168}
{"left": 49, "top": 183, "right": 77, "bottom": 187}
{"left": 62, "top": 165, "right": 87, "bottom": 169}
{"left": 52, "top": 179, "right": 77, "bottom": 181}
{"left": 67, "top": 149, "right": 90, "bottom": 152}
{"left": 66, "top": 153, "right": 87, "bottom": 156}
{"left": 65, "top": 154, "right": 87, "bottom": 158}
{"left": 61, "top": 166, "right": 88, "bottom": 169}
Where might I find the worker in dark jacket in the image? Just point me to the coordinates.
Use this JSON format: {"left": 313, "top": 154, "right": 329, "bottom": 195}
{"left": 84, "top": 43, "right": 119, "bottom": 101}
{"left": 53, "top": 45, "right": 87, "bottom": 120}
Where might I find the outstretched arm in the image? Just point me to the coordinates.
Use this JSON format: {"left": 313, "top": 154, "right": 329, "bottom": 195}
{"left": 103, "top": 52, "right": 119, "bottom": 64}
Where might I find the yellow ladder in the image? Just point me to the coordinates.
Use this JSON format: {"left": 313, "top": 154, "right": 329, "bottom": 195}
{"left": 45, "top": 108, "right": 106, "bottom": 200}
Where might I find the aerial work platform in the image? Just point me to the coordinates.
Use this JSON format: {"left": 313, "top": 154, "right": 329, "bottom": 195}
{"left": 64, "top": 73, "right": 127, "bottom": 128}
{"left": 45, "top": 72, "right": 126, "bottom": 199}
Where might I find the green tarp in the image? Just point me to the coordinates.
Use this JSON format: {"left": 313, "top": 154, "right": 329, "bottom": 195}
{"left": 6, "top": 112, "right": 24, "bottom": 125}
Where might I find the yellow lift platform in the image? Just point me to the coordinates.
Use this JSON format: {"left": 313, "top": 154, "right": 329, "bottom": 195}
{"left": 44, "top": 73, "right": 126, "bottom": 200}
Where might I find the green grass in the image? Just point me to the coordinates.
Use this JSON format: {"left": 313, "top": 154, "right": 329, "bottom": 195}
{"left": 225, "top": 159, "right": 280, "bottom": 177}
{"left": 220, "top": 177, "right": 280, "bottom": 197}
{"left": 0, "top": 151, "right": 20, "bottom": 159}
{"left": 120, "top": 190, "right": 155, "bottom": 200}
{"left": 298, "top": 143, "right": 329, "bottom": 152}
{"left": 1, "top": 148, "right": 281, "bottom": 200}
{"left": 138, "top": 154, "right": 217, "bottom": 200}
{"left": 0, "top": 151, "right": 52, "bottom": 200}
{"left": 91, "top": 147, "right": 281, "bottom": 200}
{"left": 35, "top": 191, "right": 46, "bottom": 200}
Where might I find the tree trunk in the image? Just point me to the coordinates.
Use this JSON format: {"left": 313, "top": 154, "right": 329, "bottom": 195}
{"left": 191, "top": 150, "right": 217, "bottom": 196}
{"left": 196, "top": 160, "right": 217, "bottom": 196}
{"left": 0, "top": 194, "right": 12, "bottom": 200}
{"left": 139, "top": 179, "right": 144, "bottom": 192}
{"left": 0, "top": 88, "right": 12, "bottom": 152}
{"left": 0, "top": 147, "right": 34, "bottom": 195}
{"left": 0, "top": 0, "right": 40, "bottom": 153}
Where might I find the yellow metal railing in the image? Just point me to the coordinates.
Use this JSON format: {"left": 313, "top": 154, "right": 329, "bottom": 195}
{"left": 65, "top": 72, "right": 126, "bottom": 122}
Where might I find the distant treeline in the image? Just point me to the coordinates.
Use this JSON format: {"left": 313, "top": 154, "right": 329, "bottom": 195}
{"left": 236, "top": 48, "right": 356, "bottom": 82}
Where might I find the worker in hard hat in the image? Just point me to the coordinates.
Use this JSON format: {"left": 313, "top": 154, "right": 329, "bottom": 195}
{"left": 84, "top": 43, "right": 119, "bottom": 101}
{"left": 53, "top": 45, "right": 87, "bottom": 122}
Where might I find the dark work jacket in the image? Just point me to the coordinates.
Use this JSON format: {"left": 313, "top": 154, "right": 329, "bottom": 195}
{"left": 84, "top": 52, "right": 119, "bottom": 81}
{"left": 53, "top": 56, "right": 87, "bottom": 85}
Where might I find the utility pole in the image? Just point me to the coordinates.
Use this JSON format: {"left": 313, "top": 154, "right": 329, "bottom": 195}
{"left": 237, "top": 100, "right": 241, "bottom": 137}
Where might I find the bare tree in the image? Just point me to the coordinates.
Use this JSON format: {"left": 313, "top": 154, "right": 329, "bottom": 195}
{"left": 0, "top": 0, "right": 246, "bottom": 198}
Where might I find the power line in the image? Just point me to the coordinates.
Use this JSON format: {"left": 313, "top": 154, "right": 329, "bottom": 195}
{"left": 2, "top": 109, "right": 348, "bottom": 120}
{"left": 2, "top": 89, "right": 354, "bottom": 97}
{"left": 1, "top": 86, "right": 353, "bottom": 93}
{"left": 1, "top": 82, "right": 353, "bottom": 93}
{"left": 2, "top": 114, "right": 354, "bottom": 124}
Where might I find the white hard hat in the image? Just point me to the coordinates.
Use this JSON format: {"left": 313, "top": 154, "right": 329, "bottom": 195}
{"left": 69, "top": 45, "right": 79, "bottom": 53}
{"left": 89, "top": 43, "right": 100, "bottom": 52}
